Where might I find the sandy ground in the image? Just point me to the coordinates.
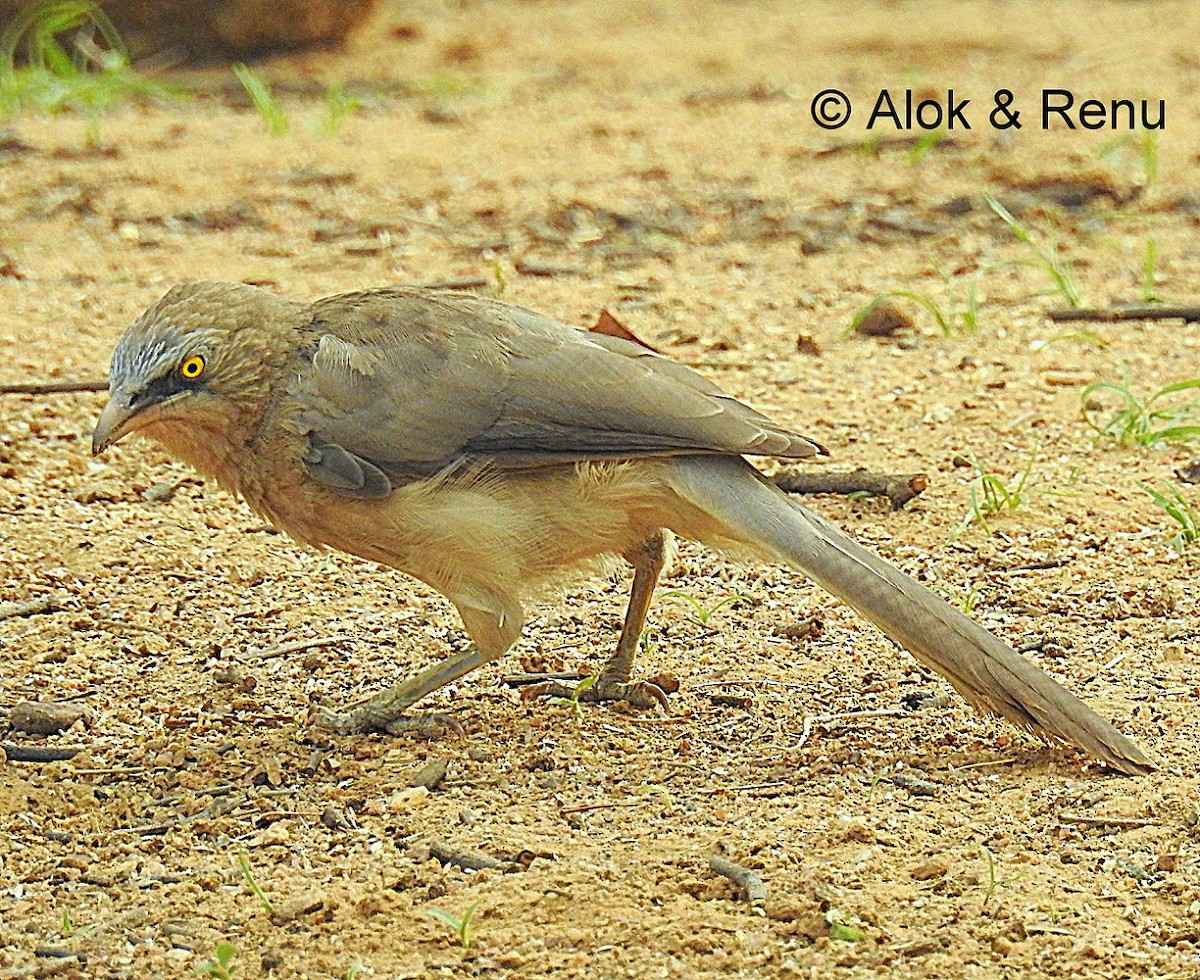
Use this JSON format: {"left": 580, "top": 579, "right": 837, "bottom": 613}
{"left": 2, "top": 1, "right": 1200, "bottom": 977}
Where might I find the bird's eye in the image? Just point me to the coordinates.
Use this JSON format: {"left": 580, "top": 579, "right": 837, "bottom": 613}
{"left": 179, "top": 355, "right": 205, "bottom": 380}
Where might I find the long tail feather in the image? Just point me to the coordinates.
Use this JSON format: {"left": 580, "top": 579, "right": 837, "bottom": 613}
{"left": 665, "top": 456, "right": 1155, "bottom": 775}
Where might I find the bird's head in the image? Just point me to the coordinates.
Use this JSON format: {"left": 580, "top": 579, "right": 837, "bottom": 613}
{"left": 92, "top": 281, "right": 301, "bottom": 466}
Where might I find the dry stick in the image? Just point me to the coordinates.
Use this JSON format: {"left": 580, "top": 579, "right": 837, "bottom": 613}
{"left": 693, "top": 679, "right": 807, "bottom": 691}
{"left": 1058, "top": 812, "right": 1159, "bottom": 829}
{"left": 814, "top": 135, "right": 964, "bottom": 158}
{"left": 117, "top": 793, "right": 245, "bottom": 835}
{"left": 772, "top": 468, "right": 928, "bottom": 511}
{"left": 501, "top": 671, "right": 586, "bottom": 687}
{"left": 1047, "top": 305, "right": 1200, "bottom": 324}
{"left": 0, "top": 595, "right": 61, "bottom": 621}
{"left": 239, "top": 635, "right": 349, "bottom": 661}
{"left": 416, "top": 276, "right": 490, "bottom": 291}
{"left": 705, "top": 781, "right": 789, "bottom": 795}
{"left": 622, "top": 716, "right": 690, "bottom": 725}
{"left": 891, "top": 772, "right": 940, "bottom": 797}
{"left": 1, "top": 743, "right": 84, "bottom": 762}
{"left": 1100, "top": 651, "right": 1131, "bottom": 674}
{"left": 708, "top": 856, "right": 768, "bottom": 905}
{"left": 560, "top": 799, "right": 647, "bottom": 815}
{"left": 998, "top": 559, "right": 1068, "bottom": 574}
{"left": 428, "top": 840, "right": 509, "bottom": 871}
{"left": 0, "top": 379, "right": 107, "bottom": 395}
{"left": 950, "top": 759, "right": 1014, "bottom": 772}
{"left": 791, "top": 707, "right": 907, "bottom": 750}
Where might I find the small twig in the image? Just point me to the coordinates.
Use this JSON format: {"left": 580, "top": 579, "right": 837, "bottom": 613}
{"left": 559, "top": 800, "right": 647, "bottom": 815}
{"left": 501, "top": 671, "right": 586, "bottom": 687}
{"left": 706, "top": 781, "right": 789, "bottom": 795}
{"left": 72, "top": 766, "right": 144, "bottom": 776}
{"left": 116, "top": 822, "right": 171, "bottom": 836}
{"left": 0, "top": 743, "right": 85, "bottom": 763}
{"left": 772, "top": 468, "right": 928, "bottom": 510}
{"left": 1058, "top": 812, "right": 1159, "bottom": 829}
{"left": 791, "top": 707, "right": 907, "bottom": 750}
{"left": 890, "top": 772, "right": 941, "bottom": 797}
{"left": 693, "top": 679, "right": 808, "bottom": 691}
{"left": 998, "top": 559, "right": 1068, "bottom": 574}
{"left": 621, "top": 716, "right": 690, "bottom": 725}
{"left": 428, "top": 840, "right": 510, "bottom": 871}
{"left": 514, "top": 257, "right": 587, "bottom": 278}
{"left": 0, "top": 379, "right": 108, "bottom": 395}
{"left": 814, "top": 135, "right": 964, "bottom": 158}
{"left": 1047, "top": 305, "right": 1200, "bottom": 324}
{"left": 416, "top": 275, "right": 490, "bottom": 291}
{"left": 708, "top": 855, "right": 767, "bottom": 905}
{"left": 117, "top": 792, "right": 246, "bottom": 835}
{"left": 1100, "top": 651, "right": 1131, "bottom": 673}
{"left": 33, "top": 947, "right": 77, "bottom": 960}
{"left": 949, "top": 759, "right": 1014, "bottom": 772}
{"left": 239, "top": 635, "right": 348, "bottom": 661}
{"left": 0, "top": 595, "right": 62, "bottom": 621}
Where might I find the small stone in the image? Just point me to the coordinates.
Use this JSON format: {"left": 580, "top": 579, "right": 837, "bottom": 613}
{"left": 910, "top": 858, "right": 949, "bottom": 881}
{"left": 897, "top": 936, "right": 943, "bottom": 958}
{"left": 842, "top": 823, "right": 875, "bottom": 843}
{"left": 408, "top": 757, "right": 449, "bottom": 790}
{"left": 270, "top": 893, "right": 325, "bottom": 925}
{"left": 645, "top": 672, "right": 680, "bottom": 694}
{"left": 795, "top": 334, "right": 821, "bottom": 356}
{"left": 321, "top": 804, "right": 355, "bottom": 831}
{"left": 387, "top": 786, "right": 429, "bottom": 812}
{"left": 142, "top": 480, "right": 178, "bottom": 503}
{"left": 11, "top": 700, "right": 89, "bottom": 735}
{"left": 253, "top": 821, "right": 291, "bottom": 846}
{"left": 855, "top": 298, "right": 913, "bottom": 337}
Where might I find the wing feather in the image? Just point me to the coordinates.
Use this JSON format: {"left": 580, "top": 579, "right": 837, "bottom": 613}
{"left": 285, "top": 288, "right": 822, "bottom": 496}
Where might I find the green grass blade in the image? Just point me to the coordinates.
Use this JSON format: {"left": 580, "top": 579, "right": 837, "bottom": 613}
{"left": 233, "top": 62, "right": 289, "bottom": 135}
{"left": 984, "top": 194, "right": 1082, "bottom": 307}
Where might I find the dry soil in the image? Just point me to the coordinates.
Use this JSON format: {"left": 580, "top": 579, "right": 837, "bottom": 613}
{"left": 2, "top": 2, "right": 1200, "bottom": 978}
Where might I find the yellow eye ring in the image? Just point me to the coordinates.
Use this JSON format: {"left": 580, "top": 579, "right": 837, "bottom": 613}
{"left": 179, "top": 355, "right": 205, "bottom": 380}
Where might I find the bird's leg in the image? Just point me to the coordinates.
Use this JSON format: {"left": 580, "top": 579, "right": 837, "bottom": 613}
{"left": 314, "top": 645, "right": 498, "bottom": 735}
{"left": 315, "top": 598, "right": 523, "bottom": 736}
{"left": 588, "top": 530, "right": 670, "bottom": 706}
{"left": 530, "top": 530, "right": 671, "bottom": 709}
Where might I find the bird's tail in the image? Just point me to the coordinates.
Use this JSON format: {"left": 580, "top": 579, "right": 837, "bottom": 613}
{"left": 663, "top": 455, "right": 1156, "bottom": 775}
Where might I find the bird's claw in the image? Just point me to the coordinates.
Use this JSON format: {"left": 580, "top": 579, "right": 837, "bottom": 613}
{"left": 383, "top": 712, "right": 465, "bottom": 738}
{"left": 521, "top": 676, "right": 670, "bottom": 710}
{"left": 311, "top": 702, "right": 465, "bottom": 738}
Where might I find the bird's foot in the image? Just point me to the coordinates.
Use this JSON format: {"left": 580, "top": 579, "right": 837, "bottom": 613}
{"left": 520, "top": 674, "right": 670, "bottom": 710}
{"left": 312, "top": 701, "right": 464, "bottom": 738}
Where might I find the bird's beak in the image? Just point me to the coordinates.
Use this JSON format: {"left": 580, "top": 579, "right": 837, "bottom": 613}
{"left": 91, "top": 388, "right": 137, "bottom": 456}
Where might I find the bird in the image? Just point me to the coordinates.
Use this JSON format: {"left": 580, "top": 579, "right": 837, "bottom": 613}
{"left": 92, "top": 281, "right": 1155, "bottom": 775}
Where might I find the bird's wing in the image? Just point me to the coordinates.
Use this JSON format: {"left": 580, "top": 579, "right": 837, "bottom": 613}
{"left": 288, "top": 288, "right": 822, "bottom": 497}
